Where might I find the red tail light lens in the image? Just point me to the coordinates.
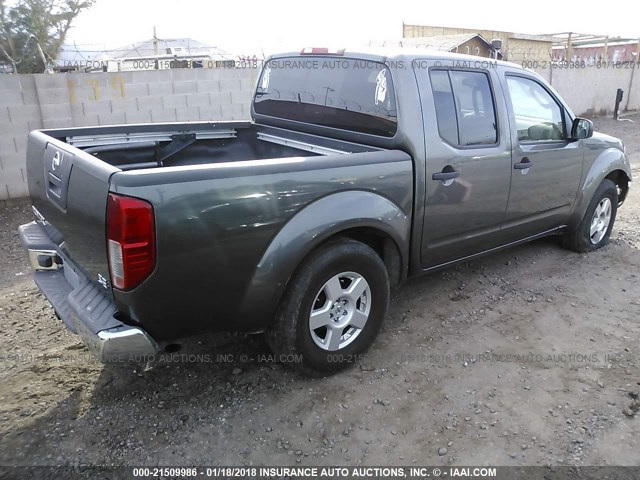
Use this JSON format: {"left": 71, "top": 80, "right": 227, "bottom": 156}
{"left": 107, "top": 193, "right": 155, "bottom": 290}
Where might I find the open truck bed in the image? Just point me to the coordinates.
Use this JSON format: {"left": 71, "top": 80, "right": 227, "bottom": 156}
{"left": 21, "top": 120, "right": 412, "bottom": 360}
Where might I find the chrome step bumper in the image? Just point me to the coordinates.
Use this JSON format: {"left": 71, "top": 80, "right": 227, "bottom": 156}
{"left": 18, "top": 221, "right": 159, "bottom": 362}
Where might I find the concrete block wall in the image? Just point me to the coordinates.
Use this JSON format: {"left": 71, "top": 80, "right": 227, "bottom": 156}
{"left": 545, "top": 66, "right": 640, "bottom": 117}
{"left": 0, "top": 67, "right": 258, "bottom": 202}
{"left": 64, "top": 68, "right": 257, "bottom": 127}
{"left": 0, "top": 75, "right": 43, "bottom": 199}
{"left": 0, "top": 64, "right": 638, "bottom": 202}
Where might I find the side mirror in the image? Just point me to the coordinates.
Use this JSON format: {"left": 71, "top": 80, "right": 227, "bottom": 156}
{"left": 571, "top": 117, "right": 593, "bottom": 140}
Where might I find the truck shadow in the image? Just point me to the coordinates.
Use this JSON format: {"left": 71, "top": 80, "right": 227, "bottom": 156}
{"left": 87, "top": 234, "right": 593, "bottom": 397}
{"left": 84, "top": 235, "right": 580, "bottom": 401}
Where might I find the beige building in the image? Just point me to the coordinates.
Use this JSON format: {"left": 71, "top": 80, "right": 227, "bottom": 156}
{"left": 391, "top": 33, "right": 502, "bottom": 59}
{"left": 403, "top": 24, "right": 553, "bottom": 63}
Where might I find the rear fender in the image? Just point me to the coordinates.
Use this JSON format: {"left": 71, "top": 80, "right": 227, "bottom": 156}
{"left": 238, "top": 190, "right": 410, "bottom": 328}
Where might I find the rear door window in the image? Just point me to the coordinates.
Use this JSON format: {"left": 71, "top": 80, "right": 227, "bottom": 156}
{"left": 429, "top": 69, "right": 498, "bottom": 147}
{"left": 254, "top": 57, "right": 398, "bottom": 137}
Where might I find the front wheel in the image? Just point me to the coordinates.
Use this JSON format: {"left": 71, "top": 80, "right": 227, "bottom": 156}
{"left": 562, "top": 179, "right": 618, "bottom": 253}
{"left": 265, "top": 238, "right": 390, "bottom": 375}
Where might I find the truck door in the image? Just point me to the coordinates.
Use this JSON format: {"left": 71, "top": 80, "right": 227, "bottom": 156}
{"left": 416, "top": 63, "right": 512, "bottom": 268}
{"left": 499, "top": 73, "right": 583, "bottom": 239}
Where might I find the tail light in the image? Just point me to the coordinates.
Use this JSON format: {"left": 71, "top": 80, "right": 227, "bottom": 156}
{"left": 107, "top": 193, "right": 155, "bottom": 290}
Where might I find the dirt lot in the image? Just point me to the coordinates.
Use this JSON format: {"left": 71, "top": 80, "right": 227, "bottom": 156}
{"left": 0, "top": 116, "right": 639, "bottom": 469}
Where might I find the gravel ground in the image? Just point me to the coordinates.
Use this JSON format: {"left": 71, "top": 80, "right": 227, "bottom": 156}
{"left": 0, "top": 116, "right": 639, "bottom": 469}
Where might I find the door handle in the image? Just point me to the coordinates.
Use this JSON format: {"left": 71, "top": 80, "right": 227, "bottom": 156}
{"left": 514, "top": 157, "right": 533, "bottom": 170}
{"left": 432, "top": 170, "right": 460, "bottom": 181}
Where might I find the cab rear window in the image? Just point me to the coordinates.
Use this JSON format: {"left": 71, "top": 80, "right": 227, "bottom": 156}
{"left": 254, "top": 57, "right": 398, "bottom": 137}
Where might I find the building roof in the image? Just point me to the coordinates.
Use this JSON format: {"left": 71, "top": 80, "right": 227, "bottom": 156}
{"left": 575, "top": 39, "right": 636, "bottom": 49}
{"left": 397, "top": 33, "right": 483, "bottom": 51}
{"left": 552, "top": 40, "right": 638, "bottom": 50}
{"left": 402, "top": 24, "right": 554, "bottom": 42}
{"left": 93, "top": 38, "right": 233, "bottom": 61}
{"left": 55, "top": 38, "right": 234, "bottom": 70}
{"left": 370, "top": 33, "right": 502, "bottom": 58}
{"left": 550, "top": 32, "right": 638, "bottom": 46}
{"left": 52, "top": 42, "right": 100, "bottom": 70}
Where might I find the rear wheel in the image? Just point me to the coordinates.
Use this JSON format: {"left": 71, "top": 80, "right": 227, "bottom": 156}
{"left": 265, "top": 238, "right": 390, "bottom": 375}
{"left": 562, "top": 179, "right": 618, "bottom": 253}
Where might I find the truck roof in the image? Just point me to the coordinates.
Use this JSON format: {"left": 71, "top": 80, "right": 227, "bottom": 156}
{"left": 269, "top": 47, "right": 527, "bottom": 71}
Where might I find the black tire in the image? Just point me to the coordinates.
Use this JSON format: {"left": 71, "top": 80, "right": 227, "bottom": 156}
{"left": 562, "top": 179, "right": 618, "bottom": 253}
{"left": 265, "top": 238, "right": 390, "bottom": 375}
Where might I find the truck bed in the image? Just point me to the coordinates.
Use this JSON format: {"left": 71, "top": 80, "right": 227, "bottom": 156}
{"left": 43, "top": 121, "right": 381, "bottom": 171}
{"left": 25, "top": 120, "right": 412, "bottom": 341}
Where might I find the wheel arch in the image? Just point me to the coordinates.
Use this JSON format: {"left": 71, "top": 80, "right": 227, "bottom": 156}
{"left": 604, "top": 169, "right": 630, "bottom": 206}
{"left": 569, "top": 148, "right": 632, "bottom": 229}
{"left": 332, "top": 226, "right": 403, "bottom": 288}
{"left": 238, "top": 190, "right": 411, "bottom": 329}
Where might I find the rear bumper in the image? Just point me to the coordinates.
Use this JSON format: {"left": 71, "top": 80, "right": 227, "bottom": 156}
{"left": 18, "top": 220, "right": 159, "bottom": 362}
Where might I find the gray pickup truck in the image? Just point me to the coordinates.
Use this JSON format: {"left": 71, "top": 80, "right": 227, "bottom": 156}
{"left": 19, "top": 48, "right": 631, "bottom": 374}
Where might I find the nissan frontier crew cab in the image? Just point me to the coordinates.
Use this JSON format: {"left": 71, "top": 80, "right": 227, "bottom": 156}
{"left": 19, "top": 48, "right": 631, "bottom": 374}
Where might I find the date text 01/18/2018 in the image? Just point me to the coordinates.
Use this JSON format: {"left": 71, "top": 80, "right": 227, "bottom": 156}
{"left": 522, "top": 60, "right": 640, "bottom": 70}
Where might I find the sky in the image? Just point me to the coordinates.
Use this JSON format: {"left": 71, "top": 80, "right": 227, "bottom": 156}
{"left": 65, "top": 0, "right": 639, "bottom": 55}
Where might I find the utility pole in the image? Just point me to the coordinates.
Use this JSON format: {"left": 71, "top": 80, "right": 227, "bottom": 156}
{"left": 153, "top": 26, "right": 159, "bottom": 69}
{"left": 624, "top": 37, "right": 640, "bottom": 111}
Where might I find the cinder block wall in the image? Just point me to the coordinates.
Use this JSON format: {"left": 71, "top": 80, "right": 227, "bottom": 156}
{"left": 0, "top": 68, "right": 258, "bottom": 202}
{"left": 0, "top": 75, "right": 44, "bottom": 199}
{"left": 545, "top": 66, "right": 640, "bottom": 117}
{"left": 0, "top": 65, "right": 639, "bottom": 202}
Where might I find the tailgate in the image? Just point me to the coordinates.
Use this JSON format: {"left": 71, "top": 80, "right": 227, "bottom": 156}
{"left": 26, "top": 130, "right": 120, "bottom": 296}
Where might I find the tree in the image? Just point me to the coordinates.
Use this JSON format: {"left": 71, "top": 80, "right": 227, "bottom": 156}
{"left": 0, "top": 0, "right": 94, "bottom": 73}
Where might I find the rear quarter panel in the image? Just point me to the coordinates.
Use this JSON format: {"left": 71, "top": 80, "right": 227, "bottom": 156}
{"left": 109, "top": 151, "right": 413, "bottom": 340}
